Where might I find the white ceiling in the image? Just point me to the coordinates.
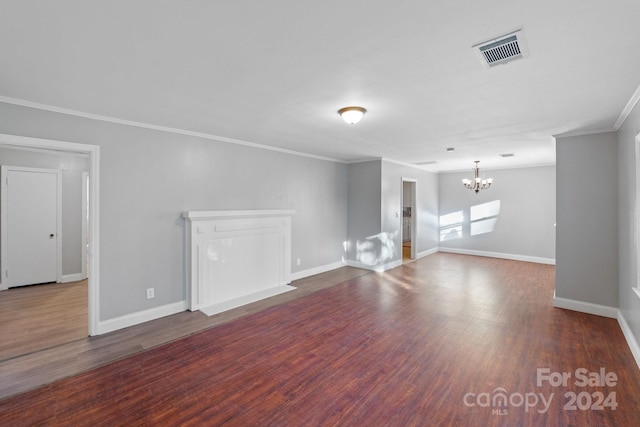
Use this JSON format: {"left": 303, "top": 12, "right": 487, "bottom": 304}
{"left": 1, "top": 1, "right": 639, "bottom": 172}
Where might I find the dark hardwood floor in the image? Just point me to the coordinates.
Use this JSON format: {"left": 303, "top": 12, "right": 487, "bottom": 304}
{"left": 1, "top": 253, "right": 639, "bottom": 426}
{"left": 0, "top": 265, "right": 369, "bottom": 400}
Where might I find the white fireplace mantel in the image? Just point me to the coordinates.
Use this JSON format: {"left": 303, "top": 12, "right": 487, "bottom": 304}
{"left": 183, "top": 209, "right": 296, "bottom": 220}
{"left": 183, "top": 209, "right": 295, "bottom": 316}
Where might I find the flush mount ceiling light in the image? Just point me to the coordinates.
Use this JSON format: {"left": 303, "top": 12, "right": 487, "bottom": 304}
{"left": 463, "top": 161, "right": 493, "bottom": 194}
{"left": 338, "top": 106, "right": 366, "bottom": 125}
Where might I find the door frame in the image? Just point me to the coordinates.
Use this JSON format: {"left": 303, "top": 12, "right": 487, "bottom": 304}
{"left": 401, "top": 177, "right": 417, "bottom": 259}
{"left": 82, "top": 171, "right": 89, "bottom": 280}
{"left": 0, "top": 134, "right": 100, "bottom": 336}
{"left": 1, "top": 166, "right": 63, "bottom": 289}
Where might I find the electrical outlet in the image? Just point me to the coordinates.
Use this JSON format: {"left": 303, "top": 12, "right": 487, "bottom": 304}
{"left": 146, "top": 288, "right": 154, "bottom": 299}
{"left": 296, "top": 258, "right": 301, "bottom": 266}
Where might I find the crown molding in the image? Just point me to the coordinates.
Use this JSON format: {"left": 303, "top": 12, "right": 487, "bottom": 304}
{"left": 553, "top": 127, "right": 617, "bottom": 139}
{"left": 380, "top": 157, "right": 436, "bottom": 171}
{"left": 439, "top": 162, "right": 556, "bottom": 174}
{"left": 615, "top": 83, "right": 640, "bottom": 130}
{"left": 0, "top": 96, "right": 347, "bottom": 164}
{"left": 345, "top": 157, "right": 382, "bottom": 164}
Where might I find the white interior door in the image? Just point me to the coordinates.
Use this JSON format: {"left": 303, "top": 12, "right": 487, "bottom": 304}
{"left": 1, "top": 167, "right": 61, "bottom": 288}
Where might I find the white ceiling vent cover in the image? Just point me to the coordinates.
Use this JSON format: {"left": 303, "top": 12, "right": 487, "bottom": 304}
{"left": 473, "top": 29, "right": 529, "bottom": 69}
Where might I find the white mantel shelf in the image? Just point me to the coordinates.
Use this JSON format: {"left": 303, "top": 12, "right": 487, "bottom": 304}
{"left": 183, "top": 209, "right": 295, "bottom": 316}
{"left": 183, "top": 209, "right": 296, "bottom": 220}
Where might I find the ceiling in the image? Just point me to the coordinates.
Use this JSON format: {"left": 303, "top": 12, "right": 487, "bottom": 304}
{"left": 1, "top": 1, "right": 639, "bottom": 172}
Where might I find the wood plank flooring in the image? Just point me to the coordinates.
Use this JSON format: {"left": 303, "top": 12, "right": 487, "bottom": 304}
{"left": 0, "top": 280, "right": 88, "bottom": 361}
{"left": 1, "top": 253, "right": 640, "bottom": 426}
{"left": 0, "top": 265, "right": 369, "bottom": 400}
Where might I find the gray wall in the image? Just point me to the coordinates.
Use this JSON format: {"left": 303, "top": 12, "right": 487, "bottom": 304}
{"left": 439, "top": 165, "right": 556, "bottom": 260}
{"left": 618, "top": 100, "right": 640, "bottom": 345}
{"left": 0, "top": 102, "right": 348, "bottom": 320}
{"left": 0, "top": 147, "right": 88, "bottom": 277}
{"left": 381, "top": 160, "right": 439, "bottom": 260}
{"left": 346, "top": 160, "right": 382, "bottom": 263}
{"left": 345, "top": 159, "right": 439, "bottom": 269}
{"left": 556, "top": 132, "right": 618, "bottom": 306}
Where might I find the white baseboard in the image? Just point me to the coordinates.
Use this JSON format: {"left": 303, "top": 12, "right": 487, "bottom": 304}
{"left": 291, "top": 261, "right": 346, "bottom": 281}
{"left": 552, "top": 295, "right": 618, "bottom": 318}
{"left": 417, "top": 248, "right": 438, "bottom": 259}
{"left": 62, "top": 273, "right": 86, "bottom": 283}
{"left": 552, "top": 296, "right": 640, "bottom": 370}
{"left": 346, "top": 259, "right": 402, "bottom": 272}
{"left": 200, "top": 285, "right": 296, "bottom": 316}
{"left": 438, "top": 247, "right": 555, "bottom": 265}
{"left": 617, "top": 311, "right": 640, "bottom": 370}
{"left": 96, "top": 300, "right": 188, "bottom": 335}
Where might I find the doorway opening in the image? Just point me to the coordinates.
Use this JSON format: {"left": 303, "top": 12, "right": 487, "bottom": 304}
{"left": 401, "top": 178, "right": 417, "bottom": 263}
{"left": 0, "top": 134, "right": 100, "bottom": 344}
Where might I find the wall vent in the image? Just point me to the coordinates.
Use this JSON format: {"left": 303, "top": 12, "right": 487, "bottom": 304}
{"left": 473, "top": 29, "right": 529, "bottom": 69}
{"left": 414, "top": 160, "right": 438, "bottom": 166}
{"left": 499, "top": 153, "right": 515, "bottom": 158}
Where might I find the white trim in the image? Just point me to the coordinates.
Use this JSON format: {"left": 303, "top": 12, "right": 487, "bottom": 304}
{"left": 438, "top": 247, "right": 555, "bottom": 265}
{"left": 81, "top": 171, "right": 88, "bottom": 281}
{"left": 552, "top": 127, "right": 617, "bottom": 139}
{"left": 617, "top": 310, "right": 640, "bottom": 370}
{"left": 345, "top": 249, "right": 438, "bottom": 272}
{"left": 550, "top": 296, "right": 640, "bottom": 370}
{"left": 615, "top": 83, "right": 640, "bottom": 130}
{"left": 0, "top": 96, "right": 346, "bottom": 164}
{"left": 291, "top": 260, "right": 346, "bottom": 281}
{"left": 346, "top": 259, "right": 402, "bottom": 272}
{"left": 347, "top": 157, "right": 382, "bottom": 165}
{"left": 438, "top": 162, "right": 557, "bottom": 174}
{"left": 0, "top": 143, "right": 89, "bottom": 157}
{"left": 200, "top": 285, "right": 296, "bottom": 316}
{"left": 417, "top": 248, "right": 439, "bottom": 259}
{"left": 182, "top": 209, "right": 296, "bottom": 220}
{"left": 552, "top": 296, "right": 618, "bottom": 319}
{"left": 382, "top": 157, "right": 434, "bottom": 171}
{"left": 183, "top": 210, "right": 293, "bottom": 312}
{"left": 62, "top": 273, "right": 85, "bottom": 283}
{"left": 0, "top": 133, "right": 100, "bottom": 336}
{"left": 0, "top": 166, "right": 62, "bottom": 288}
{"left": 96, "top": 300, "right": 188, "bottom": 335}
{"left": 56, "top": 170, "right": 62, "bottom": 283}
{"left": 635, "top": 134, "right": 640, "bottom": 295}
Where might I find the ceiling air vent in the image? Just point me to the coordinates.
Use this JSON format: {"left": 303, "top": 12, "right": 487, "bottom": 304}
{"left": 414, "top": 160, "right": 438, "bottom": 166}
{"left": 473, "top": 29, "right": 529, "bottom": 69}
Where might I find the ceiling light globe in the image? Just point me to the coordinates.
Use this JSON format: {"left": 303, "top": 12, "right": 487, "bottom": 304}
{"left": 338, "top": 106, "right": 366, "bottom": 125}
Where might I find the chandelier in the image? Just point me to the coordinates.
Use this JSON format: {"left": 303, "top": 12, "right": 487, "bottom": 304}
{"left": 462, "top": 161, "right": 493, "bottom": 194}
